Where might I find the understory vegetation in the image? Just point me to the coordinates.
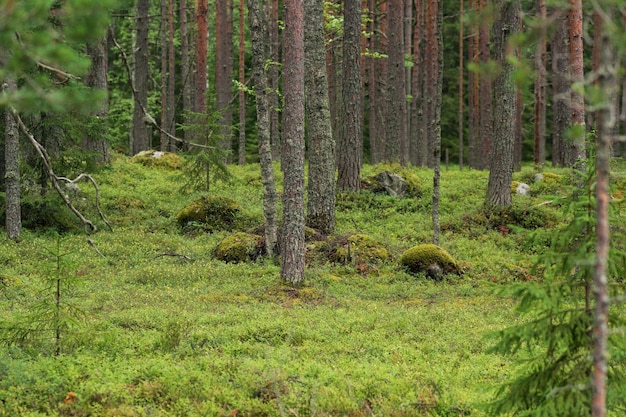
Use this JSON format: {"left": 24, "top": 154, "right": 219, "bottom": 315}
{"left": 1, "top": 154, "right": 625, "bottom": 416}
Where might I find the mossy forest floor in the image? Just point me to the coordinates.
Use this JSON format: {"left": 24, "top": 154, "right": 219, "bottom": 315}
{"left": 1, "top": 154, "right": 625, "bottom": 416}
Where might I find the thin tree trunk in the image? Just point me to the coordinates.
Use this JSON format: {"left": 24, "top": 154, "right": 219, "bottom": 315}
{"left": 281, "top": 0, "right": 306, "bottom": 284}
{"left": 248, "top": 0, "right": 277, "bottom": 256}
{"left": 459, "top": 0, "right": 464, "bottom": 171}
{"left": 160, "top": 0, "right": 168, "bottom": 151}
{"left": 478, "top": 0, "right": 492, "bottom": 170}
{"left": 405, "top": 0, "right": 412, "bottom": 142}
{"left": 167, "top": 0, "right": 176, "bottom": 147}
{"left": 591, "top": 9, "right": 615, "bottom": 417}
{"left": 216, "top": 0, "right": 234, "bottom": 161}
{"left": 83, "top": 38, "right": 110, "bottom": 163}
{"left": 468, "top": 0, "right": 480, "bottom": 168}
{"left": 4, "top": 78, "right": 21, "bottom": 240}
{"left": 533, "top": 0, "right": 546, "bottom": 168}
{"left": 270, "top": 0, "right": 281, "bottom": 161}
{"left": 180, "top": 0, "right": 192, "bottom": 149}
{"left": 385, "top": 0, "right": 407, "bottom": 164}
{"left": 195, "top": 0, "right": 208, "bottom": 118}
{"left": 132, "top": 0, "right": 150, "bottom": 155}
{"left": 426, "top": 0, "right": 443, "bottom": 243}
{"left": 337, "top": 0, "right": 362, "bottom": 191}
{"left": 305, "top": 0, "right": 336, "bottom": 234}
{"left": 238, "top": 0, "right": 246, "bottom": 165}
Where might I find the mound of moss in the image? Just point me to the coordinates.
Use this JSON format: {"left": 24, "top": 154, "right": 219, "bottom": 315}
{"left": 130, "top": 150, "right": 184, "bottom": 170}
{"left": 177, "top": 195, "right": 242, "bottom": 233}
{"left": 400, "top": 244, "right": 461, "bottom": 279}
{"left": 331, "top": 233, "right": 391, "bottom": 265}
{"left": 214, "top": 232, "right": 264, "bottom": 263}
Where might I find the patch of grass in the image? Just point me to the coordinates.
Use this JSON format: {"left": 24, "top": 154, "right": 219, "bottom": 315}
{"left": 0, "top": 158, "right": 624, "bottom": 416}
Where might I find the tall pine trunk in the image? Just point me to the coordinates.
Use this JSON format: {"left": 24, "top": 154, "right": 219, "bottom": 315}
{"left": 304, "top": 0, "right": 336, "bottom": 234}
{"left": 385, "top": 0, "right": 407, "bottom": 164}
{"left": 4, "top": 77, "right": 21, "bottom": 241}
{"left": 281, "top": 0, "right": 306, "bottom": 284}
{"left": 216, "top": 0, "right": 234, "bottom": 161}
{"left": 248, "top": 0, "right": 278, "bottom": 256}
{"left": 131, "top": 0, "right": 150, "bottom": 155}
{"left": 337, "top": 0, "right": 362, "bottom": 191}
{"left": 533, "top": 0, "right": 546, "bottom": 168}
{"left": 485, "top": 0, "right": 520, "bottom": 209}
{"left": 238, "top": 0, "right": 246, "bottom": 165}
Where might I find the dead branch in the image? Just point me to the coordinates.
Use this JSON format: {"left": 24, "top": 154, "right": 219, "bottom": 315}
{"left": 13, "top": 111, "right": 110, "bottom": 260}
{"left": 153, "top": 253, "right": 194, "bottom": 261}
{"left": 57, "top": 173, "right": 113, "bottom": 231}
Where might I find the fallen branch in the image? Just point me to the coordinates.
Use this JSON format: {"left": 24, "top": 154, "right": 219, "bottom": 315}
{"left": 13, "top": 111, "right": 110, "bottom": 259}
{"left": 153, "top": 253, "right": 194, "bottom": 261}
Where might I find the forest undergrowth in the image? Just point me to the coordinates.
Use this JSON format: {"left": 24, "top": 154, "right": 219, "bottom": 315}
{"left": 1, "top": 153, "right": 625, "bottom": 416}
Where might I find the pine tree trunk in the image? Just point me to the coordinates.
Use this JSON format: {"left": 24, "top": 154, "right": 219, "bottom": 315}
{"left": 248, "top": 0, "right": 278, "bottom": 256}
{"left": 567, "top": 0, "right": 586, "bottom": 165}
{"left": 216, "top": 0, "right": 234, "bottom": 161}
{"left": 427, "top": 0, "right": 443, "bottom": 244}
{"left": 533, "top": 0, "right": 546, "bottom": 168}
{"left": 281, "top": 0, "right": 306, "bottom": 284}
{"left": 270, "top": 0, "right": 281, "bottom": 161}
{"left": 238, "top": 0, "right": 246, "bottom": 165}
{"left": 304, "top": 0, "right": 336, "bottom": 235}
{"left": 385, "top": 0, "right": 407, "bottom": 164}
{"left": 468, "top": 0, "right": 480, "bottom": 169}
{"left": 478, "top": 0, "right": 492, "bottom": 170}
{"left": 410, "top": 0, "right": 424, "bottom": 166}
{"left": 337, "top": 0, "right": 362, "bottom": 191}
{"left": 458, "top": 0, "right": 464, "bottom": 171}
{"left": 551, "top": 9, "right": 569, "bottom": 167}
{"left": 591, "top": 9, "right": 615, "bottom": 417}
{"left": 180, "top": 0, "right": 192, "bottom": 150}
{"left": 4, "top": 78, "right": 21, "bottom": 241}
{"left": 160, "top": 0, "right": 168, "bottom": 151}
{"left": 83, "top": 38, "right": 110, "bottom": 163}
{"left": 131, "top": 0, "right": 150, "bottom": 155}
{"left": 485, "top": 0, "right": 520, "bottom": 209}
{"left": 167, "top": 0, "right": 176, "bottom": 147}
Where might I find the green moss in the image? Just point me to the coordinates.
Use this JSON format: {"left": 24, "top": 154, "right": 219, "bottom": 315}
{"left": 334, "top": 233, "right": 391, "bottom": 265}
{"left": 214, "top": 232, "right": 264, "bottom": 263}
{"left": 130, "top": 150, "right": 184, "bottom": 170}
{"left": 400, "top": 244, "right": 461, "bottom": 278}
{"left": 176, "top": 195, "right": 242, "bottom": 233}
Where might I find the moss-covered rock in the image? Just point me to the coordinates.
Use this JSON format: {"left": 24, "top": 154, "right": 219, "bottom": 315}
{"left": 332, "top": 233, "right": 391, "bottom": 265}
{"left": 130, "top": 150, "right": 184, "bottom": 170}
{"left": 214, "top": 232, "right": 265, "bottom": 263}
{"left": 400, "top": 244, "right": 461, "bottom": 279}
{"left": 176, "top": 195, "right": 241, "bottom": 233}
{"left": 363, "top": 164, "right": 423, "bottom": 198}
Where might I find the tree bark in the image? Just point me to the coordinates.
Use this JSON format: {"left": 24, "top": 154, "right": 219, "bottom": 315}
{"left": 83, "top": 38, "right": 110, "bottom": 163}
{"left": 591, "top": 9, "right": 616, "bottom": 417}
{"left": 248, "top": 0, "right": 278, "bottom": 256}
{"left": 281, "top": 0, "right": 306, "bottom": 284}
{"left": 167, "top": 0, "right": 176, "bottom": 147}
{"left": 410, "top": 0, "right": 424, "bottom": 166}
{"left": 468, "top": 0, "right": 480, "bottom": 168}
{"left": 426, "top": 0, "right": 443, "bottom": 243}
{"left": 337, "top": 0, "right": 362, "bottom": 191}
{"left": 131, "top": 0, "right": 150, "bottom": 155}
{"left": 485, "top": 0, "right": 520, "bottom": 209}
{"left": 533, "top": 0, "right": 546, "bottom": 168}
{"left": 304, "top": 0, "right": 336, "bottom": 235}
{"left": 551, "top": 9, "right": 569, "bottom": 167}
{"left": 4, "top": 78, "right": 21, "bottom": 241}
{"left": 160, "top": 0, "right": 168, "bottom": 151}
{"left": 238, "top": 0, "right": 246, "bottom": 165}
{"left": 567, "top": 0, "right": 586, "bottom": 165}
{"left": 180, "top": 0, "right": 193, "bottom": 150}
{"left": 269, "top": 0, "right": 281, "bottom": 161}
{"left": 385, "top": 0, "right": 408, "bottom": 164}
{"left": 478, "top": 0, "right": 492, "bottom": 170}
{"left": 458, "top": 0, "right": 464, "bottom": 171}
{"left": 216, "top": 0, "right": 234, "bottom": 161}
